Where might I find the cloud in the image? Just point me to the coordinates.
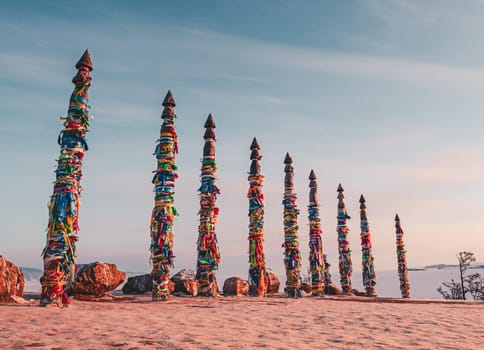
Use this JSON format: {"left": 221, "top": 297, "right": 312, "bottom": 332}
{"left": 175, "top": 27, "right": 484, "bottom": 93}
{"left": 0, "top": 52, "right": 69, "bottom": 87}
{"left": 366, "top": 0, "right": 447, "bottom": 25}
{"left": 5, "top": 16, "right": 484, "bottom": 96}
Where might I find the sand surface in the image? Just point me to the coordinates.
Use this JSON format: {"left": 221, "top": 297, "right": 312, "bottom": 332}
{"left": 1, "top": 295, "right": 482, "bottom": 350}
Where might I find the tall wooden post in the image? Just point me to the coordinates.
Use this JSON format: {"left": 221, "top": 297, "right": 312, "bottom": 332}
{"left": 336, "top": 183, "right": 352, "bottom": 294}
{"left": 196, "top": 114, "right": 220, "bottom": 296}
{"left": 323, "top": 254, "right": 333, "bottom": 290}
{"left": 40, "top": 50, "right": 93, "bottom": 306}
{"left": 282, "top": 153, "right": 302, "bottom": 297}
{"left": 359, "top": 195, "right": 376, "bottom": 296}
{"left": 150, "top": 90, "right": 178, "bottom": 301}
{"left": 308, "top": 170, "right": 325, "bottom": 295}
{"left": 395, "top": 214, "right": 410, "bottom": 298}
{"left": 247, "top": 137, "right": 266, "bottom": 296}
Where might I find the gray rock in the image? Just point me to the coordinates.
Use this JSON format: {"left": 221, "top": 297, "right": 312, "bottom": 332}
{"left": 122, "top": 273, "right": 151, "bottom": 294}
{"left": 265, "top": 269, "right": 280, "bottom": 294}
{"left": 325, "top": 283, "right": 342, "bottom": 295}
{"left": 223, "top": 277, "right": 249, "bottom": 296}
{"left": 170, "top": 269, "right": 198, "bottom": 296}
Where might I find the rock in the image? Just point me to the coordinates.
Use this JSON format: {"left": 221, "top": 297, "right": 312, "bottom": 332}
{"left": 265, "top": 269, "right": 280, "bottom": 294}
{"left": 122, "top": 274, "right": 175, "bottom": 295}
{"left": 302, "top": 283, "right": 312, "bottom": 294}
{"left": 352, "top": 289, "right": 367, "bottom": 297}
{"left": 122, "top": 273, "right": 151, "bottom": 294}
{"left": 0, "top": 256, "right": 25, "bottom": 302}
{"left": 223, "top": 277, "right": 249, "bottom": 296}
{"left": 68, "top": 262, "right": 126, "bottom": 297}
{"left": 325, "top": 283, "right": 342, "bottom": 295}
{"left": 170, "top": 269, "right": 198, "bottom": 296}
{"left": 10, "top": 295, "right": 29, "bottom": 304}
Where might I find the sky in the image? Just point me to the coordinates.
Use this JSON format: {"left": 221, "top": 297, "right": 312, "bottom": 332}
{"left": 1, "top": 1, "right": 484, "bottom": 285}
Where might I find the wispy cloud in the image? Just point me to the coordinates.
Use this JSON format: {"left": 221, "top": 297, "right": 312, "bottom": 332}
{"left": 5, "top": 18, "right": 484, "bottom": 95}
{"left": 2, "top": 23, "right": 52, "bottom": 48}
{"left": 175, "top": 27, "right": 484, "bottom": 93}
{"left": 365, "top": 0, "right": 484, "bottom": 41}
{"left": 0, "top": 52, "right": 69, "bottom": 86}
{"left": 366, "top": 0, "right": 447, "bottom": 25}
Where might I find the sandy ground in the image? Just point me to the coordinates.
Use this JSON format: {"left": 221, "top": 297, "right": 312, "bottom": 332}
{"left": 1, "top": 295, "right": 482, "bottom": 350}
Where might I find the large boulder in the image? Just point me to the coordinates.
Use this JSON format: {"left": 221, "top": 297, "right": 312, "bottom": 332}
{"left": 69, "top": 262, "right": 126, "bottom": 297}
{"left": 122, "top": 274, "right": 175, "bottom": 295}
{"left": 301, "top": 283, "right": 312, "bottom": 294}
{"left": 352, "top": 289, "right": 367, "bottom": 297}
{"left": 170, "top": 269, "right": 198, "bottom": 296}
{"left": 223, "top": 277, "right": 249, "bottom": 296}
{"left": 325, "top": 283, "right": 342, "bottom": 295}
{"left": 265, "top": 269, "right": 280, "bottom": 294}
{"left": 122, "top": 273, "right": 151, "bottom": 294}
{"left": 0, "top": 256, "right": 24, "bottom": 302}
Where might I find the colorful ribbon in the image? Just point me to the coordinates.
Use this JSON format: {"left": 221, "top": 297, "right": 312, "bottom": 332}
{"left": 247, "top": 138, "right": 266, "bottom": 296}
{"left": 282, "top": 153, "right": 302, "bottom": 297}
{"left": 359, "top": 195, "right": 376, "bottom": 296}
{"left": 196, "top": 114, "right": 220, "bottom": 296}
{"left": 336, "top": 183, "right": 352, "bottom": 294}
{"left": 308, "top": 170, "right": 325, "bottom": 296}
{"left": 150, "top": 90, "right": 178, "bottom": 301}
{"left": 40, "top": 50, "right": 93, "bottom": 306}
{"left": 322, "top": 254, "right": 333, "bottom": 288}
{"left": 395, "top": 214, "right": 410, "bottom": 298}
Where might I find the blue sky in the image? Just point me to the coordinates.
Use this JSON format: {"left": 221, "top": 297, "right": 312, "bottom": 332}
{"left": 1, "top": 1, "right": 484, "bottom": 285}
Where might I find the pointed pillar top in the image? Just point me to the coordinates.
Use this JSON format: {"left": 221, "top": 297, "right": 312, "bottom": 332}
{"left": 308, "top": 169, "right": 318, "bottom": 204}
{"left": 250, "top": 137, "right": 260, "bottom": 150}
{"left": 250, "top": 137, "right": 261, "bottom": 162}
{"left": 249, "top": 138, "right": 261, "bottom": 174}
{"left": 75, "top": 49, "right": 93, "bottom": 71}
{"left": 395, "top": 213, "right": 400, "bottom": 222}
{"left": 204, "top": 113, "right": 216, "bottom": 128}
{"left": 337, "top": 183, "right": 344, "bottom": 200}
{"left": 284, "top": 152, "right": 292, "bottom": 164}
{"left": 359, "top": 194, "right": 366, "bottom": 209}
{"left": 162, "top": 90, "right": 176, "bottom": 107}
